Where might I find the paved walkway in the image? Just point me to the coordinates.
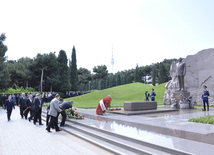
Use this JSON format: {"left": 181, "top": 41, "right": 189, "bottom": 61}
{"left": 0, "top": 107, "right": 112, "bottom": 155}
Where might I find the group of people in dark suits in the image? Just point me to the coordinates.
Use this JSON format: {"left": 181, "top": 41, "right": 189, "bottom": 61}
{"left": 3, "top": 91, "right": 74, "bottom": 132}
{"left": 145, "top": 88, "right": 156, "bottom": 101}
{"left": 17, "top": 93, "right": 44, "bottom": 125}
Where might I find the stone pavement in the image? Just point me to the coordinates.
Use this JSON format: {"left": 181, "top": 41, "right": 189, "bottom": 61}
{"left": 0, "top": 107, "right": 112, "bottom": 155}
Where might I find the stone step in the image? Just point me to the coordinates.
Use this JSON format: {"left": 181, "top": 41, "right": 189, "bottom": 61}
{"left": 42, "top": 113, "right": 171, "bottom": 155}
{"left": 41, "top": 112, "right": 191, "bottom": 155}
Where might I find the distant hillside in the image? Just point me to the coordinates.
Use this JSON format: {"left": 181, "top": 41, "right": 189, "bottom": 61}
{"left": 65, "top": 82, "right": 167, "bottom": 108}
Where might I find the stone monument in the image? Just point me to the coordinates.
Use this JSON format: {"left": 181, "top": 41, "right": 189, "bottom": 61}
{"left": 164, "top": 48, "right": 214, "bottom": 106}
{"left": 164, "top": 58, "right": 191, "bottom": 108}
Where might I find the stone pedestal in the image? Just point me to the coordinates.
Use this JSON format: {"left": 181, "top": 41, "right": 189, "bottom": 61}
{"left": 124, "top": 101, "right": 157, "bottom": 111}
{"left": 172, "top": 91, "right": 190, "bottom": 108}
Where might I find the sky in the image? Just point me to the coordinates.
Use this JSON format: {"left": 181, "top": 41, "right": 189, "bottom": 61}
{"left": 1, "top": 0, "right": 214, "bottom": 73}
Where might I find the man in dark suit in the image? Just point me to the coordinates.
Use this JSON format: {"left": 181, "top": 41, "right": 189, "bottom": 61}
{"left": 1, "top": 93, "right": 5, "bottom": 108}
{"left": 33, "top": 93, "right": 43, "bottom": 125}
{"left": 18, "top": 93, "right": 27, "bottom": 118}
{"left": 59, "top": 100, "right": 74, "bottom": 127}
{"left": 24, "top": 95, "right": 33, "bottom": 119}
{"left": 5, "top": 95, "right": 15, "bottom": 121}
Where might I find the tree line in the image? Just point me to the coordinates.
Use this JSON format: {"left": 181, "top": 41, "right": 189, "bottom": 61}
{"left": 0, "top": 33, "right": 177, "bottom": 93}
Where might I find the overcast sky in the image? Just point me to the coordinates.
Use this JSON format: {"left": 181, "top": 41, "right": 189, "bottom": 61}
{"left": 1, "top": 0, "right": 214, "bottom": 73}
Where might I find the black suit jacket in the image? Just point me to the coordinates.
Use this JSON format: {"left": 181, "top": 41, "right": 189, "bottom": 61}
{"left": 18, "top": 97, "right": 26, "bottom": 108}
{"left": 26, "top": 98, "right": 33, "bottom": 107}
{"left": 34, "top": 98, "right": 43, "bottom": 110}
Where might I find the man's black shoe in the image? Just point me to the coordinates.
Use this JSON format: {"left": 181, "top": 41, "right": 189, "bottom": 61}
{"left": 46, "top": 128, "right": 51, "bottom": 132}
{"left": 56, "top": 129, "right": 62, "bottom": 132}
{"left": 28, "top": 118, "right": 31, "bottom": 122}
{"left": 39, "top": 123, "right": 44, "bottom": 125}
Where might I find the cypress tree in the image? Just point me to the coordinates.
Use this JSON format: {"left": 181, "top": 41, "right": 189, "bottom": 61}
{"left": 70, "top": 46, "right": 78, "bottom": 91}
{"left": 158, "top": 63, "right": 167, "bottom": 84}
{"left": 134, "top": 64, "right": 141, "bottom": 82}
{"left": 58, "top": 50, "right": 71, "bottom": 92}
{"left": 152, "top": 66, "right": 156, "bottom": 86}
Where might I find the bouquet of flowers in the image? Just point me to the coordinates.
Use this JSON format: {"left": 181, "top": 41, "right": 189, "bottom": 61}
{"left": 66, "top": 108, "right": 84, "bottom": 119}
{"left": 23, "top": 106, "right": 31, "bottom": 113}
{"left": 109, "top": 108, "right": 121, "bottom": 111}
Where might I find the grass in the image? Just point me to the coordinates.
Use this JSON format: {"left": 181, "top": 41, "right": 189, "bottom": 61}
{"left": 64, "top": 82, "right": 167, "bottom": 108}
{"left": 188, "top": 115, "right": 214, "bottom": 124}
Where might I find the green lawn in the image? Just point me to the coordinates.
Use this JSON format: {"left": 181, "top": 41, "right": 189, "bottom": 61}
{"left": 189, "top": 115, "right": 214, "bottom": 124}
{"left": 65, "top": 82, "right": 167, "bottom": 108}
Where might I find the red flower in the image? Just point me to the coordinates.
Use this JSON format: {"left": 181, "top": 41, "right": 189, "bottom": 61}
{"left": 29, "top": 106, "right": 31, "bottom": 109}
{"left": 75, "top": 108, "right": 77, "bottom": 110}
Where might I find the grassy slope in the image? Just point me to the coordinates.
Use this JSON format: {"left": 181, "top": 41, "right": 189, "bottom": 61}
{"left": 65, "top": 82, "right": 167, "bottom": 108}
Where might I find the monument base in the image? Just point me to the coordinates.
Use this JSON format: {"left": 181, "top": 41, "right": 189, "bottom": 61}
{"left": 172, "top": 91, "right": 191, "bottom": 109}
{"left": 124, "top": 101, "right": 157, "bottom": 111}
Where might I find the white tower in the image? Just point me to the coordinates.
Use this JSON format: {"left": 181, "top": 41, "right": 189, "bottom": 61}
{"left": 111, "top": 45, "right": 115, "bottom": 74}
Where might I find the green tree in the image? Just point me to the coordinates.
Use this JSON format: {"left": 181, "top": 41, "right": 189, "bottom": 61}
{"left": 152, "top": 66, "right": 156, "bottom": 86}
{"left": 78, "top": 67, "right": 92, "bottom": 90}
{"left": 116, "top": 73, "right": 122, "bottom": 86}
{"left": 0, "top": 33, "right": 10, "bottom": 88}
{"left": 93, "top": 65, "right": 108, "bottom": 90}
{"left": 58, "top": 50, "right": 71, "bottom": 92}
{"left": 45, "top": 52, "right": 60, "bottom": 92}
{"left": 158, "top": 63, "right": 168, "bottom": 84}
{"left": 70, "top": 46, "right": 78, "bottom": 91}
{"left": 33, "top": 54, "right": 49, "bottom": 92}
{"left": 134, "top": 64, "right": 142, "bottom": 82}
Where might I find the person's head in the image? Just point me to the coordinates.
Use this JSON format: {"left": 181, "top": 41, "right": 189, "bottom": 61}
{"left": 179, "top": 58, "right": 183, "bottom": 62}
{"left": 22, "top": 93, "right": 25, "bottom": 97}
{"left": 8, "top": 95, "right": 12, "bottom": 100}
{"left": 145, "top": 91, "right": 148, "bottom": 93}
{"left": 29, "top": 95, "right": 32, "bottom": 99}
{"left": 70, "top": 100, "right": 74, "bottom": 105}
{"left": 203, "top": 85, "right": 207, "bottom": 90}
{"left": 36, "top": 93, "right": 42, "bottom": 99}
{"left": 55, "top": 94, "right": 60, "bottom": 100}
{"left": 152, "top": 88, "right": 154, "bottom": 92}
{"left": 59, "top": 98, "right": 63, "bottom": 103}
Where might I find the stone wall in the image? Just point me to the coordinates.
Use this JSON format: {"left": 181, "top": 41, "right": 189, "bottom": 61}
{"left": 164, "top": 48, "right": 214, "bottom": 106}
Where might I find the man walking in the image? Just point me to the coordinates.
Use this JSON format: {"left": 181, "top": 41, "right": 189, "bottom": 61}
{"left": 46, "top": 94, "right": 62, "bottom": 132}
{"left": 24, "top": 95, "right": 33, "bottom": 119}
{"left": 33, "top": 94, "right": 43, "bottom": 125}
{"left": 5, "top": 95, "right": 15, "bottom": 121}
{"left": 1, "top": 93, "right": 6, "bottom": 108}
{"left": 59, "top": 100, "right": 74, "bottom": 127}
{"left": 18, "top": 93, "right": 27, "bottom": 118}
